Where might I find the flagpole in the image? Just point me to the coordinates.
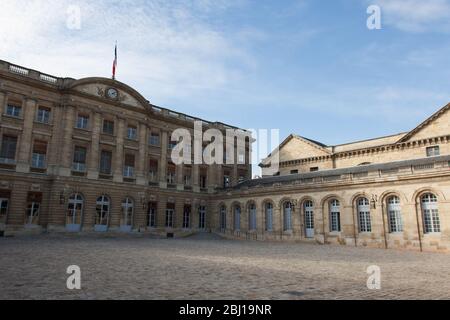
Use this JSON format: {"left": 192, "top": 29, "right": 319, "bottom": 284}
{"left": 112, "top": 41, "right": 117, "bottom": 80}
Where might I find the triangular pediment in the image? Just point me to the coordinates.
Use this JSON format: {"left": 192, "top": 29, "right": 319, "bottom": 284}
{"left": 398, "top": 103, "right": 450, "bottom": 142}
{"left": 68, "top": 77, "right": 150, "bottom": 110}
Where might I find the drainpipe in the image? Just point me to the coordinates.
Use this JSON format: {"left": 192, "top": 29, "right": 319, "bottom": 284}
{"left": 415, "top": 202, "right": 423, "bottom": 252}
{"left": 381, "top": 203, "right": 388, "bottom": 250}
{"left": 352, "top": 203, "right": 357, "bottom": 247}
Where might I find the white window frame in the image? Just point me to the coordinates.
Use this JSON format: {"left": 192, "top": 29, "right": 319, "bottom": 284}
{"left": 6, "top": 104, "right": 21, "bottom": 118}
{"left": 304, "top": 201, "right": 314, "bottom": 237}
{"left": 422, "top": 194, "right": 440, "bottom": 234}
{"left": 165, "top": 208, "right": 174, "bottom": 228}
{"left": 283, "top": 202, "right": 293, "bottom": 232}
{"left": 123, "top": 166, "right": 135, "bottom": 178}
{"left": 199, "top": 206, "right": 206, "bottom": 229}
{"left": 183, "top": 207, "right": 191, "bottom": 229}
{"left": 220, "top": 206, "right": 227, "bottom": 230}
{"left": 96, "top": 196, "right": 110, "bottom": 226}
{"left": 234, "top": 206, "right": 241, "bottom": 231}
{"left": 248, "top": 204, "right": 257, "bottom": 231}
{"left": 36, "top": 108, "right": 50, "bottom": 124}
{"left": 31, "top": 152, "right": 46, "bottom": 169}
{"left": 121, "top": 198, "right": 134, "bottom": 227}
{"left": 76, "top": 115, "right": 89, "bottom": 129}
{"left": 357, "top": 198, "right": 372, "bottom": 233}
{"left": 329, "top": 200, "right": 341, "bottom": 232}
{"left": 387, "top": 196, "right": 403, "bottom": 233}
{"left": 26, "top": 201, "right": 40, "bottom": 225}
{"left": 127, "top": 127, "right": 138, "bottom": 140}
{"left": 67, "top": 194, "right": 84, "bottom": 225}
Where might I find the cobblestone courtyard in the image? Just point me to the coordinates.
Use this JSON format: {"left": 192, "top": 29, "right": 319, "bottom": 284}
{"left": 1, "top": 233, "right": 449, "bottom": 300}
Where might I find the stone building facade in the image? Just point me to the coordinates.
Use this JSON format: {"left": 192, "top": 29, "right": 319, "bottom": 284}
{"left": 0, "top": 59, "right": 449, "bottom": 252}
{"left": 0, "top": 60, "right": 250, "bottom": 236}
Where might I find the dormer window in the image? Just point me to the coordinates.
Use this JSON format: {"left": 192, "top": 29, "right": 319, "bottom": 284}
{"left": 426, "top": 146, "right": 440, "bottom": 157}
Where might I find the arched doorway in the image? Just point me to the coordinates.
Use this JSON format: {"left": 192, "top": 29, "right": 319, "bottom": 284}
{"left": 304, "top": 200, "right": 314, "bottom": 238}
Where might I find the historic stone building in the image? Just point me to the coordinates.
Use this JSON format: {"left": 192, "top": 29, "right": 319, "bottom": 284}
{"left": 0, "top": 59, "right": 251, "bottom": 236}
{"left": 214, "top": 106, "right": 450, "bottom": 252}
{"left": 0, "top": 59, "right": 449, "bottom": 252}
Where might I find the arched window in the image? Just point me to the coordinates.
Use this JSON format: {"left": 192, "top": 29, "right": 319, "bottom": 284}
{"left": 421, "top": 193, "right": 440, "bottom": 233}
{"left": 234, "top": 206, "right": 241, "bottom": 231}
{"left": 96, "top": 195, "right": 110, "bottom": 227}
{"left": 265, "top": 202, "right": 273, "bottom": 232}
{"left": 198, "top": 206, "right": 206, "bottom": 229}
{"left": 283, "top": 202, "right": 293, "bottom": 231}
{"left": 248, "top": 203, "right": 256, "bottom": 231}
{"left": 220, "top": 206, "right": 227, "bottom": 230}
{"left": 0, "top": 194, "right": 9, "bottom": 225}
{"left": 121, "top": 198, "right": 134, "bottom": 227}
{"left": 357, "top": 198, "right": 372, "bottom": 233}
{"left": 329, "top": 199, "right": 341, "bottom": 232}
{"left": 304, "top": 200, "right": 314, "bottom": 238}
{"left": 67, "top": 193, "right": 84, "bottom": 230}
{"left": 387, "top": 196, "right": 403, "bottom": 233}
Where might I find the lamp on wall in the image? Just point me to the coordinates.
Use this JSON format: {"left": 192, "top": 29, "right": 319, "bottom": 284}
{"left": 59, "top": 191, "right": 65, "bottom": 205}
{"left": 139, "top": 193, "right": 147, "bottom": 210}
{"left": 371, "top": 194, "right": 378, "bottom": 209}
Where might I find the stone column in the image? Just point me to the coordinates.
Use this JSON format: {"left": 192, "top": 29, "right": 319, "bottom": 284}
{"left": 207, "top": 164, "right": 216, "bottom": 193}
{"left": 175, "top": 200, "right": 185, "bottom": 229}
{"left": 159, "top": 130, "right": 168, "bottom": 189}
{"left": 156, "top": 195, "right": 168, "bottom": 229}
{"left": 0, "top": 91, "right": 6, "bottom": 122}
{"left": 16, "top": 98, "right": 37, "bottom": 173}
{"left": 47, "top": 105, "right": 63, "bottom": 175}
{"left": 87, "top": 112, "right": 101, "bottom": 180}
{"left": 193, "top": 164, "right": 200, "bottom": 192}
{"left": 176, "top": 164, "right": 184, "bottom": 191}
{"left": 113, "top": 118, "right": 125, "bottom": 183}
{"left": 60, "top": 105, "right": 75, "bottom": 176}
{"left": 136, "top": 123, "right": 148, "bottom": 186}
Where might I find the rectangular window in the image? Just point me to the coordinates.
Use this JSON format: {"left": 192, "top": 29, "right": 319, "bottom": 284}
{"left": 167, "top": 164, "right": 176, "bottom": 184}
{"left": 290, "top": 170, "right": 299, "bottom": 174}
{"left": 166, "top": 204, "right": 175, "bottom": 228}
{"left": 124, "top": 154, "right": 135, "bottom": 177}
{"left": 168, "top": 137, "right": 177, "bottom": 150}
{"left": 149, "top": 159, "right": 158, "bottom": 182}
{"left": 310, "top": 167, "right": 319, "bottom": 172}
{"left": 72, "top": 146, "right": 87, "bottom": 172}
{"left": 31, "top": 141, "right": 47, "bottom": 169}
{"left": 223, "top": 174, "right": 230, "bottom": 188}
{"left": 103, "top": 120, "right": 115, "bottom": 135}
{"left": 100, "top": 150, "right": 112, "bottom": 175}
{"left": 127, "top": 126, "right": 137, "bottom": 140}
{"left": 426, "top": 146, "right": 440, "bottom": 157}
{"left": 330, "top": 211, "right": 341, "bottom": 232}
{"left": 76, "top": 115, "right": 89, "bottom": 129}
{"left": 200, "top": 174, "right": 207, "bottom": 189}
{"left": 0, "top": 136, "right": 18, "bottom": 163}
{"left": 148, "top": 202, "right": 157, "bottom": 228}
{"left": 149, "top": 132, "right": 160, "bottom": 146}
{"left": 36, "top": 107, "right": 51, "bottom": 124}
{"left": 6, "top": 104, "right": 22, "bottom": 118}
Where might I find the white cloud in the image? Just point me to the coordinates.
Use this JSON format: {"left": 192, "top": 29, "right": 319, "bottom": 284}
{"left": 371, "top": 0, "right": 450, "bottom": 32}
{"left": 0, "top": 0, "right": 251, "bottom": 105}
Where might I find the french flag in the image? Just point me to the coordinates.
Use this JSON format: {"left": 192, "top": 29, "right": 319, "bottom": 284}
{"left": 112, "top": 42, "right": 117, "bottom": 80}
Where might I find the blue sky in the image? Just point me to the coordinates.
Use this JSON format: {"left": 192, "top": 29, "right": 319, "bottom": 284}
{"left": 1, "top": 0, "right": 450, "bottom": 147}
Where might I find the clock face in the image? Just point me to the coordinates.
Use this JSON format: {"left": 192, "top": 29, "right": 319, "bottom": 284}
{"left": 107, "top": 88, "right": 118, "bottom": 99}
